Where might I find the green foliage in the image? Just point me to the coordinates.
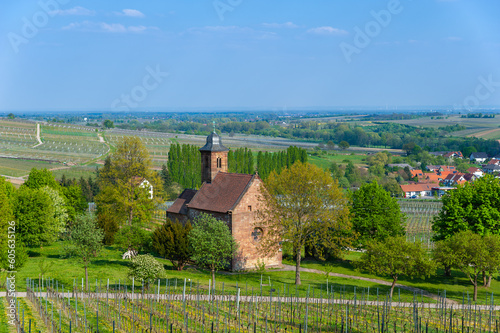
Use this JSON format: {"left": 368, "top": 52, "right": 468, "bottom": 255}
{"left": 97, "top": 136, "right": 163, "bottom": 225}
{"left": 357, "top": 236, "right": 435, "bottom": 297}
{"left": 228, "top": 148, "right": 254, "bottom": 174}
{"left": 41, "top": 186, "right": 69, "bottom": 234}
{"left": 61, "top": 184, "right": 88, "bottom": 223}
{"left": 24, "top": 168, "right": 59, "bottom": 190}
{"left": 153, "top": 218, "right": 192, "bottom": 270}
{"left": 66, "top": 213, "right": 104, "bottom": 290}
{"left": 14, "top": 186, "right": 58, "bottom": 247}
{"left": 114, "top": 225, "right": 152, "bottom": 253}
{"left": 103, "top": 119, "right": 114, "bottom": 128}
{"left": 256, "top": 146, "right": 308, "bottom": 180}
{"left": 188, "top": 213, "right": 238, "bottom": 280}
{"left": 259, "top": 161, "right": 353, "bottom": 285}
{"left": 434, "top": 231, "right": 500, "bottom": 301}
{"left": 351, "top": 181, "right": 405, "bottom": 247}
{"left": 433, "top": 175, "right": 500, "bottom": 241}
{"left": 0, "top": 177, "right": 27, "bottom": 270}
{"left": 128, "top": 254, "right": 165, "bottom": 288}
{"left": 339, "top": 141, "right": 350, "bottom": 150}
{"left": 167, "top": 143, "right": 201, "bottom": 188}
{"left": 97, "top": 210, "right": 119, "bottom": 245}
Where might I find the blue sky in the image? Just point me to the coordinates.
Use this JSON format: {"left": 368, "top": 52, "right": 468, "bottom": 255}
{"left": 1, "top": 0, "right": 500, "bottom": 111}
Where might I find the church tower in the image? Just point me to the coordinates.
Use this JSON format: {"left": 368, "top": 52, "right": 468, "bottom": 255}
{"left": 199, "top": 131, "right": 229, "bottom": 183}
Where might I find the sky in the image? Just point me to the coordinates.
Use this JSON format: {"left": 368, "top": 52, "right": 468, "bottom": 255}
{"left": 1, "top": 0, "right": 500, "bottom": 112}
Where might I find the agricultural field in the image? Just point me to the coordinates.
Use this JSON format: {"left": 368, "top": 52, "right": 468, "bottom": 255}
{"left": 399, "top": 200, "right": 442, "bottom": 248}
{"left": 4, "top": 274, "right": 500, "bottom": 333}
{"left": 0, "top": 158, "right": 62, "bottom": 178}
{"left": 380, "top": 115, "right": 500, "bottom": 138}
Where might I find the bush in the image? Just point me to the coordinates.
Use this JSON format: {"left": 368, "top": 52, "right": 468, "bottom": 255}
{"left": 128, "top": 254, "right": 165, "bottom": 288}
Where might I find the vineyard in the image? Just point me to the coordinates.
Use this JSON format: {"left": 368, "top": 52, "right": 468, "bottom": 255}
{"left": 0, "top": 121, "right": 108, "bottom": 166}
{"left": 5, "top": 277, "right": 500, "bottom": 333}
{"left": 399, "top": 200, "right": 442, "bottom": 248}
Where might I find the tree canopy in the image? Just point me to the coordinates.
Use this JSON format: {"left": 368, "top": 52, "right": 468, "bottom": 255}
{"left": 96, "top": 136, "right": 163, "bottom": 226}
{"left": 258, "top": 161, "right": 353, "bottom": 285}
{"left": 433, "top": 231, "right": 500, "bottom": 301}
{"left": 66, "top": 213, "right": 104, "bottom": 291}
{"left": 433, "top": 175, "right": 500, "bottom": 241}
{"left": 357, "top": 236, "right": 435, "bottom": 298}
{"left": 153, "top": 218, "right": 192, "bottom": 271}
{"left": 188, "top": 213, "right": 237, "bottom": 282}
{"left": 351, "top": 181, "right": 405, "bottom": 247}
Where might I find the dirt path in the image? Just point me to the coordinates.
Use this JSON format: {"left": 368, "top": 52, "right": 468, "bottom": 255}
{"left": 32, "top": 123, "right": 43, "bottom": 148}
{"left": 98, "top": 133, "right": 105, "bottom": 143}
{"left": 277, "top": 265, "right": 457, "bottom": 304}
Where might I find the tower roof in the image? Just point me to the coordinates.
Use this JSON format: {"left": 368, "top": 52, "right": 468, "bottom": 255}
{"left": 199, "top": 132, "right": 229, "bottom": 152}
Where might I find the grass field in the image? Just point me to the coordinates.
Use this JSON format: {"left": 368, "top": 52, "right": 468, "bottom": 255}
{"left": 308, "top": 153, "right": 368, "bottom": 169}
{"left": 0, "top": 158, "right": 62, "bottom": 178}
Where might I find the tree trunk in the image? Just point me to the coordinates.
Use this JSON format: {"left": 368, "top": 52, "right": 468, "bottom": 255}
{"left": 85, "top": 264, "right": 89, "bottom": 292}
{"left": 487, "top": 274, "right": 492, "bottom": 288}
{"left": 390, "top": 276, "right": 398, "bottom": 299}
{"left": 482, "top": 271, "right": 487, "bottom": 286}
{"left": 211, "top": 269, "right": 216, "bottom": 292}
{"left": 473, "top": 277, "right": 478, "bottom": 302}
{"left": 444, "top": 265, "right": 451, "bottom": 277}
{"left": 295, "top": 247, "right": 301, "bottom": 285}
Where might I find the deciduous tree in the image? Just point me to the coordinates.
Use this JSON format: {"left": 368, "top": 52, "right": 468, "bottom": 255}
{"left": 188, "top": 213, "right": 237, "bottom": 282}
{"left": 66, "top": 213, "right": 104, "bottom": 291}
{"left": 433, "top": 231, "right": 500, "bottom": 301}
{"left": 128, "top": 254, "right": 165, "bottom": 289}
{"left": 258, "top": 161, "right": 353, "bottom": 285}
{"left": 351, "top": 181, "right": 405, "bottom": 247}
{"left": 433, "top": 175, "right": 500, "bottom": 241}
{"left": 357, "top": 237, "right": 435, "bottom": 298}
{"left": 96, "top": 136, "right": 163, "bottom": 225}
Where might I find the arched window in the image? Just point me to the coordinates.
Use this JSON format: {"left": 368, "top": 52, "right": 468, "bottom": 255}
{"left": 217, "top": 157, "right": 222, "bottom": 168}
{"left": 252, "top": 228, "right": 263, "bottom": 242}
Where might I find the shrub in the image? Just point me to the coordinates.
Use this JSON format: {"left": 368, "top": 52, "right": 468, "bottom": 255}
{"left": 128, "top": 254, "right": 165, "bottom": 288}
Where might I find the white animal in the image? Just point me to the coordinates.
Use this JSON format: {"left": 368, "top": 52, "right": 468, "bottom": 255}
{"left": 122, "top": 249, "right": 138, "bottom": 260}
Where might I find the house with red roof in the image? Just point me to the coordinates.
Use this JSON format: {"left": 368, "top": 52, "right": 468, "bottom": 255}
{"left": 167, "top": 132, "right": 282, "bottom": 271}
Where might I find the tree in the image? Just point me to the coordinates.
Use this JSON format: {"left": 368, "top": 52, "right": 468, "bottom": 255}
{"left": 96, "top": 136, "right": 163, "bottom": 226}
{"left": 128, "top": 254, "right": 165, "bottom": 289}
{"left": 153, "top": 219, "right": 192, "bottom": 270}
{"left": 41, "top": 186, "right": 69, "bottom": 234}
{"left": 0, "top": 178, "right": 27, "bottom": 270}
{"left": 66, "top": 213, "right": 104, "bottom": 291}
{"left": 61, "top": 184, "right": 88, "bottom": 223}
{"left": 433, "top": 231, "right": 500, "bottom": 301}
{"left": 103, "top": 119, "right": 114, "bottom": 128}
{"left": 24, "top": 168, "right": 59, "bottom": 190}
{"left": 357, "top": 237, "right": 435, "bottom": 298}
{"left": 114, "top": 225, "right": 151, "bottom": 253}
{"left": 351, "top": 181, "right": 405, "bottom": 247}
{"left": 14, "top": 187, "right": 58, "bottom": 247}
{"left": 188, "top": 213, "right": 238, "bottom": 282}
{"left": 258, "top": 162, "right": 353, "bottom": 285}
{"left": 7, "top": 113, "right": 15, "bottom": 119}
{"left": 433, "top": 175, "right": 500, "bottom": 241}
{"left": 339, "top": 141, "right": 350, "bottom": 150}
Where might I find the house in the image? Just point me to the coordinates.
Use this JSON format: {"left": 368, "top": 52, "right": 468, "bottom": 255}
{"left": 410, "top": 170, "right": 424, "bottom": 179}
{"left": 426, "top": 165, "right": 456, "bottom": 173}
{"left": 443, "top": 173, "right": 475, "bottom": 186}
{"left": 167, "top": 132, "right": 282, "bottom": 271}
{"left": 467, "top": 167, "right": 484, "bottom": 178}
{"left": 483, "top": 164, "right": 500, "bottom": 174}
{"left": 470, "top": 152, "right": 488, "bottom": 163}
{"left": 400, "top": 183, "right": 435, "bottom": 198}
{"left": 132, "top": 177, "right": 154, "bottom": 199}
{"left": 429, "top": 151, "right": 463, "bottom": 159}
{"left": 488, "top": 159, "right": 500, "bottom": 166}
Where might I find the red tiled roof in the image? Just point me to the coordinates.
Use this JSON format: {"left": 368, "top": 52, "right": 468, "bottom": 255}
{"left": 467, "top": 167, "right": 481, "bottom": 173}
{"left": 488, "top": 159, "right": 500, "bottom": 165}
{"left": 167, "top": 189, "right": 198, "bottom": 215}
{"left": 411, "top": 170, "right": 424, "bottom": 178}
{"left": 400, "top": 183, "right": 435, "bottom": 193}
{"left": 188, "top": 173, "right": 255, "bottom": 213}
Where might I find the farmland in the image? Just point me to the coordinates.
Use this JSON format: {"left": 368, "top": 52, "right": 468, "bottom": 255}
{"left": 399, "top": 200, "right": 441, "bottom": 248}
